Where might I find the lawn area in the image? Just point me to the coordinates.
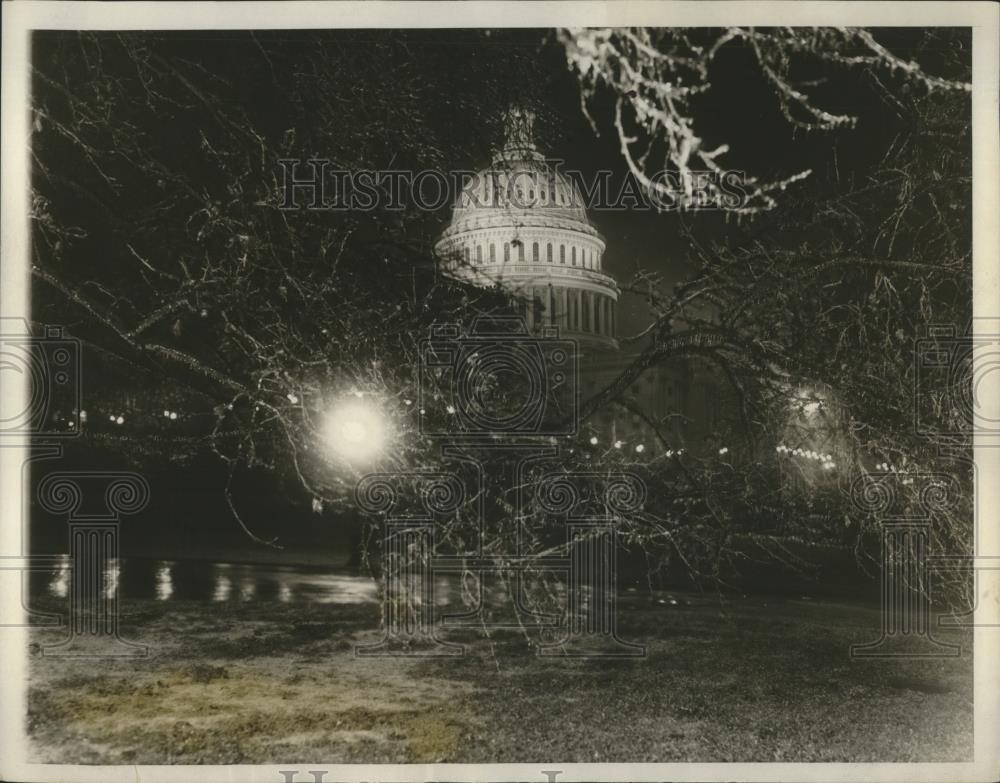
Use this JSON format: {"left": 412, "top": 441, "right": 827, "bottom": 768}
{"left": 26, "top": 591, "right": 973, "bottom": 764}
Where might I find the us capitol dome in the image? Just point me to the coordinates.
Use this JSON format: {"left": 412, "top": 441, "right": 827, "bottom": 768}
{"left": 435, "top": 108, "right": 619, "bottom": 352}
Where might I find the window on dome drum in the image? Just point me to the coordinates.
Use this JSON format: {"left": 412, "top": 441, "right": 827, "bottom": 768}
{"left": 532, "top": 242, "right": 539, "bottom": 262}
{"left": 547, "top": 243, "right": 553, "bottom": 263}
{"left": 560, "top": 245, "right": 565, "bottom": 264}
{"left": 489, "top": 244, "right": 495, "bottom": 263}
{"left": 476, "top": 245, "right": 482, "bottom": 264}
{"left": 504, "top": 243, "right": 510, "bottom": 263}
{"left": 518, "top": 243, "right": 524, "bottom": 262}
{"left": 571, "top": 247, "right": 576, "bottom": 266}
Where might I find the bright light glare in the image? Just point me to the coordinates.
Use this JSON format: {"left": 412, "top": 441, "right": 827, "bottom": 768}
{"left": 322, "top": 398, "right": 389, "bottom": 463}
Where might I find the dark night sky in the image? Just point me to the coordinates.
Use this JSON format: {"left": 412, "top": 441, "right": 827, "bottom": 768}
{"left": 35, "top": 26, "right": 964, "bottom": 341}
{"left": 403, "top": 27, "right": 971, "bottom": 340}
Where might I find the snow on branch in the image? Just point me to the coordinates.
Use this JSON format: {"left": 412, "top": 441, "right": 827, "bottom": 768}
{"left": 559, "top": 27, "right": 971, "bottom": 215}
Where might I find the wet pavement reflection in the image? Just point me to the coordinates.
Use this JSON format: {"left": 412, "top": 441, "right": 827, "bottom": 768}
{"left": 30, "top": 556, "right": 379, "bottom": 605}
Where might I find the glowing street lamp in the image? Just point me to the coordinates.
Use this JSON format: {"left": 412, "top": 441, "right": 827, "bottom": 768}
{"left": 321, "top": 396, "right": 391, "bottom": 464}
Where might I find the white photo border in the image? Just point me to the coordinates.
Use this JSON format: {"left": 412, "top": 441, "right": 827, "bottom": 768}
{"left": 1, "top": 2, "right": 998, "bottom": 782}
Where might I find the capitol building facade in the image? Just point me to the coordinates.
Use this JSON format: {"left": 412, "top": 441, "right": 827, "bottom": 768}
{"left": 434, "top": 109, "right": 620, "bottom": 352}
{"left": 435, "top": 109, "right": 732, "bottom": 454}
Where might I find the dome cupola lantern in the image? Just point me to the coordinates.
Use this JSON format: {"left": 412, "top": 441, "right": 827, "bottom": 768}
{"left": 495, "top": 105, "right": 543, "bottom": 163}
